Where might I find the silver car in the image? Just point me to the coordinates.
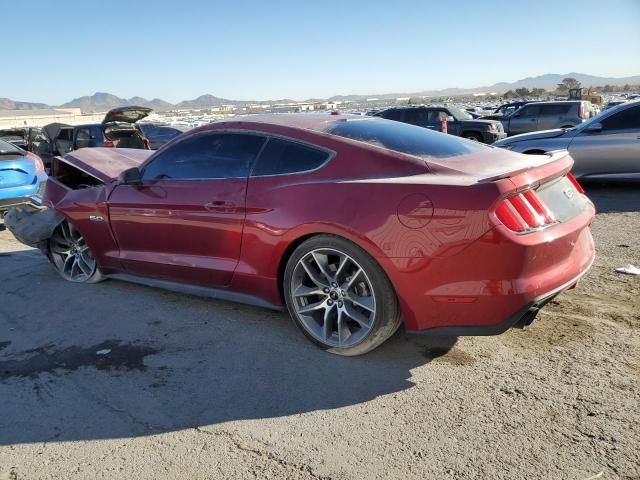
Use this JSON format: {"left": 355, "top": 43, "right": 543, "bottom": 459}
{"left": 494, "top": 101, "right": 640, "bottom": 179}
{"left": 501, "top": 101, "right": 592, "bottom": 136}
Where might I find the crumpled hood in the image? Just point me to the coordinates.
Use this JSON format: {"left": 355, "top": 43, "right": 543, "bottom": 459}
{"left": 496, "top": 128, "right": 569, "bottom": 146}
{"left": 60, "top": 147, "right": 153, "bottom": 183}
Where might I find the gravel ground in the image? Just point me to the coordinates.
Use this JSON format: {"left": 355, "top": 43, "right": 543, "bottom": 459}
{"left": 0, "top": 183, "right": 638, "bottom": 480}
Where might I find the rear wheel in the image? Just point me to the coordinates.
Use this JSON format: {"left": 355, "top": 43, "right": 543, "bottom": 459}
{"left": 284, "top": 235, "right": 401, "bottom": 356}
{"left": 47, "top": 221, "right": 105, "bottom": 283}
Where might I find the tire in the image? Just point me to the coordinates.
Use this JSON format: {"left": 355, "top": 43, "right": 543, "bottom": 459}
{"left": 283, "top": 235, "right": 402, "bottom": 356}
{"left": 47, "top": 221, "right": 105, "bottom": 283}
{"left": 462, "top": 132, "right": 483, "bottom": 142}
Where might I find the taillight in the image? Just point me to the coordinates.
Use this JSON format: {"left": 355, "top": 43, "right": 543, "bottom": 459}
{"left": 566, "top": 172, "right": 584, "bottom": 194}
{"left": 103, "top": 140, "right": 114, "bottom": 148}
{"left": 26, "top": 152, "right": 45, "bottom": 175}
{"left": 494, "top": 188, "right": 556, "bottom": 233}
{"left": 143, "top": 138, "right": 150, "bottom": 149}
{"left": 578, "top": 102, "right": 585, "bottom": 120}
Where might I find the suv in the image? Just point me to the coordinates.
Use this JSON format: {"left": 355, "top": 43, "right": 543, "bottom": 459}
{"left": 36, "top": 106, "right": 152, "bottom": 168}
{"left": 502, "top": 101, "right": 590, "bottom": 136}
{"left": 374, "top": 106, "right": 506, "bottom": 143}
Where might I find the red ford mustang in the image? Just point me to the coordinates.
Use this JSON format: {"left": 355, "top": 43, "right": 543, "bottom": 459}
{"left": 6, "top": 114, "right": 595, "bottom": 355}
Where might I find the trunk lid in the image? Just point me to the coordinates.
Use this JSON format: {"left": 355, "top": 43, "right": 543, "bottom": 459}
{"left": 426, "top": 148, "right": 571, "bottom": 184}
{"left": 102, "top": 106, "right": 152, "bottom": 124}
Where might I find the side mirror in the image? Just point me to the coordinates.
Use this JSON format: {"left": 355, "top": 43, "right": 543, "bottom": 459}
{"left": 446, "top": 116, "right": 455, "bottom": 122}
{"left": 119, "top": 167, "right": 143, "bottom": 185}
{"left": 585, "top": 122, "right": 602, "bottom": 133}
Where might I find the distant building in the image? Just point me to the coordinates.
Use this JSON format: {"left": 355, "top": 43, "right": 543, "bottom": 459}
{"left": 0, "top": 108, "right": 104, "bottom": 128}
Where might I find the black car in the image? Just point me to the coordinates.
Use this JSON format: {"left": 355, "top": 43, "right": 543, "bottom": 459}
{"left": 136, "top": 123, "right": 185, "bottom": 150}
{"left": 0, "top": 127, "right": 44, "bottom": 152}
{"left": 36, "top": 106, "right": 152, "bottom": 168}
{"left": 374, "top": 106, "right": 506, "bottom": 143}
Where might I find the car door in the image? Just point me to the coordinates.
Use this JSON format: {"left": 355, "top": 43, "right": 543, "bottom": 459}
{"left": 402, "top": 108, "right": 429, "bottom": 128}
{"left": 107, "top": 132, "right": 267, "bottom": 287}
{"left": 507, "top": 105, "right": 540, "bottom": 135}
{"left": 424, "top": 109, "right": 450, "bottom": 132}
{"left": 568, "top": 104, "right": 640, "bottom": 177}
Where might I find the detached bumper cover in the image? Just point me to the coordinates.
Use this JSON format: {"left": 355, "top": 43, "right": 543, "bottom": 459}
{"left": 3, "top": 206, "right": 64, "bottom": 248}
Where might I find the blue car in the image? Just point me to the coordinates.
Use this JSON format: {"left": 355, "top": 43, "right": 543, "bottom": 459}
{"left": 0, "top": 139, "right": 47, "bottom": 224}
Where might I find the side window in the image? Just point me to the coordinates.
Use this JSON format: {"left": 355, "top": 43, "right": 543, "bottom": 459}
{"left": 252, "top": 137, "right": 330, "bottom": 176}
{"left": 519, "top": 105, "right": 541, "bottom": 117}
{"left": 539, "top": 105, "right": 571, "bottom": 116}
{"left": 75, "top": 128, "right": 92, "bottom": 149}
{"left": 426, "top": 110, "right": 445, "bottom": 122}
{"left": 142, "top": 133, "right": 266, "bottom": 180}
{"left": 601, "top": 105, "right": 640, "bottom": 131}
{"left": 403, "top": 109, "right": 428, "bottom": 126}
{"left": 381, "top": 110, "right": 404, "bottom": 122}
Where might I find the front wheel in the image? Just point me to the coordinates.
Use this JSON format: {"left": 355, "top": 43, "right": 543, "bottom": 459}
{"left": 284, "top": 235, "right": 401, "bottom": 356}
{"left": 47, "top": 221, "right": 105, "bottom": 283}
{"left": 462, "top": 132, "right": 483, "bottom": 142}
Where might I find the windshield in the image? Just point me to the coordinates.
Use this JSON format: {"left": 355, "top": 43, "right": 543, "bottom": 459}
{"left": 319, "top": 118, "right": 489, "bottom": 159}
{"left": 448, "top": 107, "right": 473, "bottom": 121}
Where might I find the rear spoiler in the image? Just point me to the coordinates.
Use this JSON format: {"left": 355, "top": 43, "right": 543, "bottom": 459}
{"left": 482, "top": 150, "right": 573, "bottom": 186}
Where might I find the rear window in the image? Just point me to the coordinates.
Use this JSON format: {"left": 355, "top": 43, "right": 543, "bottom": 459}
{"left": 0, "top": 139, "right": 22, "bottom": 153}
{"left": 320, "top": 118, "right": 489, "bottom": 158}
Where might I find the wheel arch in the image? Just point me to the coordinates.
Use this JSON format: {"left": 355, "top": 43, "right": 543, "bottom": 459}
{"left": 275, "top": 227, "right": 391, "bottom": 305}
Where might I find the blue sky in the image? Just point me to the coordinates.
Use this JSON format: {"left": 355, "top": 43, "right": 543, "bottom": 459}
{"left": 4, "top": 0, "right": 639, "bottom": 104}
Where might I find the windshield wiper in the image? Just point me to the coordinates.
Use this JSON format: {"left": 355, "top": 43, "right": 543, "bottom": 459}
{"left": 0, "top": 151, "right": 22, "bottom": 155}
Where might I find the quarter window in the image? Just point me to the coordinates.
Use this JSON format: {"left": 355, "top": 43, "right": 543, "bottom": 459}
{"left": 142, "top": 133, "right": 266, "bottom": 180}
{"left": 252, "top": 138, "right": 330, "bottom": 176}
{"left": 539, "top": 105, "right": 571, "bottom": 115}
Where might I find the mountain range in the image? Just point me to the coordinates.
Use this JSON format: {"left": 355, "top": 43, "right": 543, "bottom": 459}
{"left": 3, "top": 72, "right": 639, "bottom": 113}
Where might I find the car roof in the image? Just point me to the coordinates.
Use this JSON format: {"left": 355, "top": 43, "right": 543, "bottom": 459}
{"left": 204, "top": 113, "right": 352, "bottom": 132}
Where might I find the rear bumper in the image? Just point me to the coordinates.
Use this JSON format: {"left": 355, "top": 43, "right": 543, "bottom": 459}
{"left": 391, "top": 198, "right": 596, "bottom": 334}
{"left": 405, "top": 253, "right": 593, "bottom": 336}
{"left": 0, "top": 176, "right": 47, "bottom": 214}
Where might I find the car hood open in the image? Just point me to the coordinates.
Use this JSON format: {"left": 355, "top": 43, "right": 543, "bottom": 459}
{"left": 42, "top": 123, "right": 72, "bottom": 141}
{"left": 59, "top": 147, "right": 154, "bottom": 183}
{"left": 102, "top": 106, "right": 152, "bottom": 124}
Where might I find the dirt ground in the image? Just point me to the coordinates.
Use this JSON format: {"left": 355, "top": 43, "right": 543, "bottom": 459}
{"left": 0, "top": 183, "right": 638, "bottom": 480}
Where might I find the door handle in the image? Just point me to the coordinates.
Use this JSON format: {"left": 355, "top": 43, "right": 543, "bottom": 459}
{"left": 204, "top": 200, "right": 236, "bottom": 211}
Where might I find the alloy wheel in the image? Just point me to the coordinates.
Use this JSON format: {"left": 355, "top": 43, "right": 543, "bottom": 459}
{"left": 49, "top": 222, "right": 97, "bottom": 282}
{"left": 290, "top": 248, "right": 377, "bottom": 348}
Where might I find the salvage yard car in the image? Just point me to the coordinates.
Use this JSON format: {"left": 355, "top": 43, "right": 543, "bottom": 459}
{"left": 0, "top": 139, "right": 47, "bottom": 222}
{"left": 374, "top": 106, "right": 506, "bottom": 143}
{"left": 36, "top": 106, "right": 152, "bottom": 168}
{"left": 494, "top": 100, "right": 640, "bottom": 179}
{"left": 501, "top": 100, "right": 591, "bottom": 136}
{"left": 0, "top": 127, "right": 44, "bottom": 152}
{"left": 5, "top": 114, "right": 595, "bottom": 355}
